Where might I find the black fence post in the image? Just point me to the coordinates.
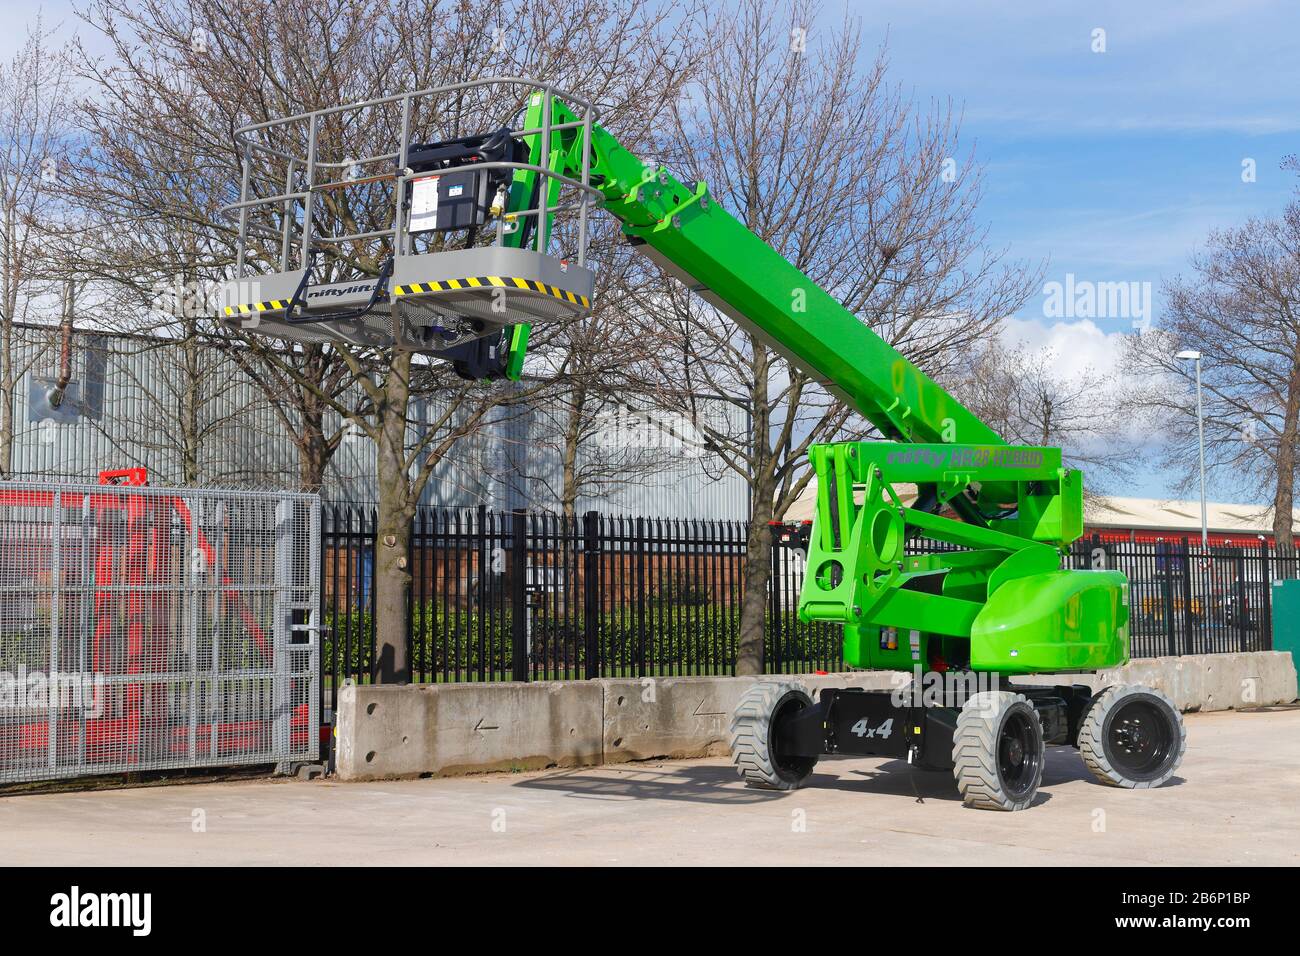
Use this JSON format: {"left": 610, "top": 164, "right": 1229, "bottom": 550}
{"left": 1179, "top": 543, "right": 1195, "bottom": 656}
{"left": 1260, "top": 538, "right": 1273, "bottom": 650}
{"left": 510, "top": 509, "right": 529, "bottom": 682}
{"left": 1160, "top": 543, "right": 1177, "bottom": 657}
{"left": 404, "top": 509, "right": 415, "bottom": 683}
{"left": 342, "top": 507, "right": 354, "bottom": 689}
{"left": 320, "top": 505, "right": 331, "bottom": 738}
{"left": 1235, "top": 549, "right": 1249, "bottom": 652}
{"left": 476, "top": 504, "right": 488, "bottom": 682}
{"left": 367, "top": 507, "right": 378, "bottom": 683}
{"left": 768, "top": 524, "right": 783, "bottom": 675}
{"left": 635, "top": 516, "right": 647, "bottom": 678}
{"left": 583, "top": 511, "right": 601, "bottom": 679}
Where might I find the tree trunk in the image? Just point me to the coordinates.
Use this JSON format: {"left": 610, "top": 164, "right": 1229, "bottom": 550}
{"left": 180, "top": 322, "right": 201, "bottom": 483}
{"left": 372, "top": 350, "right": 414, "bottom": 683}
{"left": 560, "top": 383, "right": 586, "bottom": 520}
{"left": 1, "top": 209, "right": 15, "bottom": 476}
{"left": 1272, "top": 357, "right": 1300, "bottom": 549}
{"left": 736, "top": 340, "right": 774, "bottom": 676}
{"left": 1273, "top": 477, "right": 1295, "bottom": 551}
{"left": 736, "top": 473, "right": 776, "bottom": 675}
{"left": 297, "top": 395, "right": 329, "bottom": 493}
{"left": 0, "top": 318, "right": 12, "bottom": 476}
{"left": 373, "top": 488, "right": 413, "bottom": 684}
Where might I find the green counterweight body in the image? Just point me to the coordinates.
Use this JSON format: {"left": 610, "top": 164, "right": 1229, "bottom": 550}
{"left": 524, "top": 95, "right": 1129, "bottom": 675}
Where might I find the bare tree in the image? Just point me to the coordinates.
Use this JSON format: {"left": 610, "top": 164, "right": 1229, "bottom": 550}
{"left": 1125, "top": 198, "right": 1300, "bottom": 546}
{"left": 54, "top": 211, "right": 283, "bottom": 485}
{"left": 956, "top": 337, "right": 1132, "bottom": 491}
{"left": 504, "top": 238, "right": 696, "bottom": 518}
{"left": 633, "top": 0, "right": 1038, "bottom": 673}
{"left": 219, "top": 340, "right": 355, "bottom": 492}
{"left": 0, "top": 24, "right": 70, "bottom": 474}
{"left": 68, "top": 0, "right": 696, "bottom": 681}
{"left": 80, "top": 329, "right": 290, "bottom": 485}
{"left": 57, "top": 0, "right": 379, "bottom": 492}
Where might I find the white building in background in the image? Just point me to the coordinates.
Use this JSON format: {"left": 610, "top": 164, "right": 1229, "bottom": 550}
{"left": 784, "top": 479, "right": 1294, "bottom": 546}
{"left": 1081, "top": 496, "right": 1299, "bottom": 546}
{"left": 6, "top": 324, "right": 748, "bottom": 519}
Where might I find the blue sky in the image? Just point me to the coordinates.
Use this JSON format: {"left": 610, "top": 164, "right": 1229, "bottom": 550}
{"left": 859, "top": 0, "right": 1298, "bottom": 292}
{"left": 7, "top": 1, "right": 1297, "bottom": 502}
{"left": 840, "top": 1, "right": 1298, "bottom": 502}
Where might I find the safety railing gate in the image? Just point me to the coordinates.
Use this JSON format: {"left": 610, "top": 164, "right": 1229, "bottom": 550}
{"left": 0, "top": 475, "right": 320, "bottom": 784}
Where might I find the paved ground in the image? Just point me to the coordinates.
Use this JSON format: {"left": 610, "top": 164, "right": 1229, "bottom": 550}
{"left": 2, "top": 708, "right": 1297, "bottom": 865}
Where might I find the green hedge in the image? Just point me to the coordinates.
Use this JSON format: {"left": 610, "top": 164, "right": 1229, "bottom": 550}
{"left": 323, "top": 601, "right": 836, "bottom": 679}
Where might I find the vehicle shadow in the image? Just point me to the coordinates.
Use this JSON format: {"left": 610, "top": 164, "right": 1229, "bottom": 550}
{"left": 510, "top": 744, "right": 1114, "bottom": 807}
{"left": 512, "top": 761, "right": 782, "bottom": 805}
{"left": 1041, "top": 745, "right": 1187, "bottom": 789}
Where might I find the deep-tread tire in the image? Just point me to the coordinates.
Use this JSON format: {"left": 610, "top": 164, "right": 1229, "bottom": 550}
{"left": 729, "top": 681, "right": 817, "bottom": 790}
{"left": 1078, "top": 684, "right": 1185, "bottom": 788}
{"left": 952, "top": 691, "right": 1045, "bottom": 811}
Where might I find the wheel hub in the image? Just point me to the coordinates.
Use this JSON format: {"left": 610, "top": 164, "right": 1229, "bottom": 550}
{"left": 1105, "top": 698, "right": 1174, "bottom": 778}
{"left": 997, "top": 710, "right": 1040, "bottom": 799}
{"left": 1115, "top": 716, "right": 1149, "bottom": 751}
{"left": 770, "top": 694, "right": 819, "bottom": 781}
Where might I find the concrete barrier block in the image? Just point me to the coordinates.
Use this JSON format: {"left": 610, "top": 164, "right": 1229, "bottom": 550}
{"left": 1192, "top": 650, "right": 1296, "bottom": 709}
{"left": 886, "top": 652, "right": 1295, "bottom": 712}
{"left": 599, "top": 672, "right": 900, "bottom": 763}
{"left": 335, "top": 652, "right": 1296, "bottom": 783}
{"left": 1094, "top": 651, "right": 1296, "bottom": 711}
{"left": 1104, "top": 656, "right": 1206, "bottom": 711}
{"left": 336, "top": 680, "right": 603, "bottom": 781}
{"left": 1192, "top": 653, "right": 1244, "bottom": 711}
{"left": 600, "top": 676, "right": 755, "bottom": 762}
{"left": 1256, "top": 650, "right": 1299, "bottom": 704}
{"left": 335, "top": 683, "right": 430, "bottom": 781}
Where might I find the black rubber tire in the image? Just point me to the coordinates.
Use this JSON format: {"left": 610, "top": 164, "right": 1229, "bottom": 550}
{"left": 1078, "top": 684, "right": 1185, "bottom": 788}
{"left": 952, "top": 691, "right": 1045, "bottom": 811}
{"left": 729, "top": 681, "right": 818, "bottom": 790}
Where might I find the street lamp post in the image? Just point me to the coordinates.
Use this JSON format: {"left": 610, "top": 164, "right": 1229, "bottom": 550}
{"left": 1176, "top": 350, "right": 1208, "bottom": 549}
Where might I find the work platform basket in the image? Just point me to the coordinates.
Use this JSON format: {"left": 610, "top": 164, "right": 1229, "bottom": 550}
{"left": 218, "top": 78, "right": 600, "bottom": 352}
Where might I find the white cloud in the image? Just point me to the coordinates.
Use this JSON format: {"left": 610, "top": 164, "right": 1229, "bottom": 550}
{"left": 990, "top": 316, "right": 1231, "bottom": 501}
{"left": 997, "top": 315, "right": 1125, "bottom": 381}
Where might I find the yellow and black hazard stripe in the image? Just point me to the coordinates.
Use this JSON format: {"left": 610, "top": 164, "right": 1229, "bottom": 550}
{"left": 224, "top": 299, "right": 289, "bottom": 317}
{"left": 393, "top": 276, "right": 590, "bottom": 309}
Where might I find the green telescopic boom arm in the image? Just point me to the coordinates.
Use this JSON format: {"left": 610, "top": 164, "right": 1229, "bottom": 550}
{"left": 519, "top": 95, "right": 1004, "bottom": 449}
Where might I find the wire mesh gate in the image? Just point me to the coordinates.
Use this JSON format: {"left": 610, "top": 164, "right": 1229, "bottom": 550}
{"left": 0, "top": 474, "right": 320, "bottom": 784}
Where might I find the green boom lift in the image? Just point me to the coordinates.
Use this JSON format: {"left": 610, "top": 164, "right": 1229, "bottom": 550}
{"left": 221, "top": 79, "right": 1186, "bottom": 810}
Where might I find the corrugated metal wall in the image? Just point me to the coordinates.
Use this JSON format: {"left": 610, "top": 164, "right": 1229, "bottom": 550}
{"left": 7, "top": 326, "right": 748, "bottom": 519}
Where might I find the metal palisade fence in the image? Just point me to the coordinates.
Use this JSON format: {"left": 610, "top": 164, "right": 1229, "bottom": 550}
{"left": 0, "top": 476, "right": 320, "bottom": 784}
{"left": 1073, "top": 532, "right": 1278, "bottom": 659}
{"left": 322, "top": 505, "right": 1284, "bottom": 713}
{"left": 321, "top": 506, "right": 840, "bottom": 710}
